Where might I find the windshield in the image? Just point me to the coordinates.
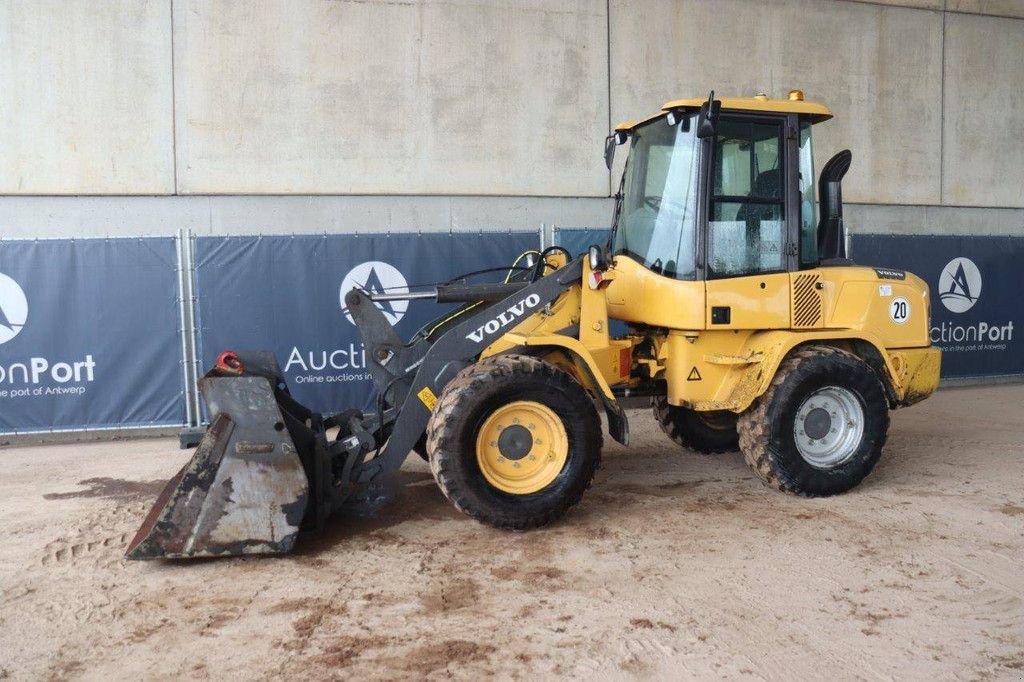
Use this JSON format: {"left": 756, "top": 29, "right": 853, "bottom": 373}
{"left": 612, "top": 113, "right": 699, "bottom": 279}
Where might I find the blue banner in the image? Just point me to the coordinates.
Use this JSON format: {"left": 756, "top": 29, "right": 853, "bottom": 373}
{"left": 554, "top": 227, "right": 611, "bottom": 256}
{"left": 0, "top": 238, "right": 185, "bottom": 432}
{"left": 852, "top": 234, "right": 1023, "bottom": 378}
{"left": 193, "top": 232, "right": 539, "bottom": 415}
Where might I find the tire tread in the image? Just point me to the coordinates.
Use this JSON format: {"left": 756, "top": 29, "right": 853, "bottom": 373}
{"left": 426, "top": 354, "right": 601, "bottom": 529}
{"left": 737, "top": 345, "right": 889, "bottom": 496}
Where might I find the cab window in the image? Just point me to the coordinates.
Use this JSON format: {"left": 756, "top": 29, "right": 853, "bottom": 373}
{"left": 799, "top": 120, "right": 817, "bottom": 267}
{"left": 707, "top": 117, "right": 786, "bottom": 278}
{"left": 612, "top": 114, "right": 699, "bottom": 280}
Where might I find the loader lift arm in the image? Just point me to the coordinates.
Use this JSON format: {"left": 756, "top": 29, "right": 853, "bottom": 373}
{"left": 346, "top": 256, "right": 590, "bottom": 483}
{"left": 127, "top": 255, "right": 614, "bottom": 559}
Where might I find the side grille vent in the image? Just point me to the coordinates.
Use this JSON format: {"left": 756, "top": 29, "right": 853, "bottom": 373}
{"left": 793, "top": 274, "right": 822, "bottom": 328}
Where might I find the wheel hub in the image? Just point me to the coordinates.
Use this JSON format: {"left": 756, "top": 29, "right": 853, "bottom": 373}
{"left": 497, "top": 424, "right": 533, "bottom": 460}
{"left": 475, "top": 401, "right": 569, "bottom": 495}
{"left": 793, "top": 386, "right": 865, "bottom": 469}
{"left": 803, "top": 407, "right": 832, "bottom": 440}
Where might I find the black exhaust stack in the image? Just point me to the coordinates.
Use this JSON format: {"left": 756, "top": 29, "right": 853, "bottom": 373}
{"left": 817, "top": 149, "right": 853, "bottom": 263}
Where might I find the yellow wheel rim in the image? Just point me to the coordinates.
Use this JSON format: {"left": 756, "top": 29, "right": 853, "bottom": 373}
{"left": 475, "top": 400, "right": 569, "bottom": 495}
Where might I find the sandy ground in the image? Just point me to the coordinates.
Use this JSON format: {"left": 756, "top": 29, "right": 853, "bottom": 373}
{"left": 0, "top": 385, "right": 1022, "bottom": 681}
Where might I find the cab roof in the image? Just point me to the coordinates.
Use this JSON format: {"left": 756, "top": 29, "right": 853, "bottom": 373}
{"left": 614, "top": 92, "right": 833, "bottom": 132}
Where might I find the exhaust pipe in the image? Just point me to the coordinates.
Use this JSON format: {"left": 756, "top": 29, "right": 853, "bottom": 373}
{"left": 817, "top": 149, "right": 853, "bottom": 262}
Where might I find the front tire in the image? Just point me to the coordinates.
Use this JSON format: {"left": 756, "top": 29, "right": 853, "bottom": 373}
{"left": 653, "top": 398, "right": 739, "bottom": 454}
{"left": 426, "top": 354, "right": 601, "bottom": 529}
{"left": 737, "top": 346, "right": 889, "bottom": 496}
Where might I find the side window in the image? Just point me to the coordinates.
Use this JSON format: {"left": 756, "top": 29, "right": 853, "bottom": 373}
{"left": 707, "top": 118, "right": 785, "bottom": 278}
{"left": 799, "top": 120, "right": 817, "bottom": 267}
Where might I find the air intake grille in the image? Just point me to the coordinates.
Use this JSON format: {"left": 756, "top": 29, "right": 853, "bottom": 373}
{"left": 793, "top": 274, "right": 822, "bottom": 328}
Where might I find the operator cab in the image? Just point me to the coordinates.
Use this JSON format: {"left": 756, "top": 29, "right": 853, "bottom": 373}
{"left": 606, "top": 91, "right": 847, "bottom": 282}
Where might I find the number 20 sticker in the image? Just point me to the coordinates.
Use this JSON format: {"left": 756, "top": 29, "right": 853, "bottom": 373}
{"left": 889, "top": 296, "right": 910, "bottom": 324}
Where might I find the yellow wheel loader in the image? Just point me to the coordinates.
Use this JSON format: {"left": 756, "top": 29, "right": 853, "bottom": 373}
{"left": 128, "top": 91, "right": 941, "bottom": 560}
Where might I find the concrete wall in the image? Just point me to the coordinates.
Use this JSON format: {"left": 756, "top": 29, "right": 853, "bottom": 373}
{"left": 942, "top": 11, "right": 1024, "bottom": 206}
{"left": 172, "top": 0, "right": 608, "bottom": 196}
{"left": 610, "top": 0, "right": 944, "bottom": 205}
{"left": 1, "top": 0, "right": 1022, "bottom": 237}
{"left": 0, "top": 1, "right": 174, "bottom": 194}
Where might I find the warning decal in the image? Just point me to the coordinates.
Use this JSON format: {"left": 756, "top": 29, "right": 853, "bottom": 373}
{"left": 417, "top": 386, "right": 438, "bottom": 410}
{"left": 687, "top": 367, "right": 702, "bottom": 381}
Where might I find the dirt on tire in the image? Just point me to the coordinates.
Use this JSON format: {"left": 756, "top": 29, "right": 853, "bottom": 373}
{"left": 426, "top": 354, "right": 601, "bottom": 529}
{"left": 738, "top": 345, "right": 888, "bottom": 495}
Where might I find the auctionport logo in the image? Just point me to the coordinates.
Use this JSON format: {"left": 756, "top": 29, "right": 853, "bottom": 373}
{"left": 0, "top": 271, "right": 97, "bottom": 394}
{"left": 339, "top": 261, "right": 409, "bottom": 326}
{"left": 938, "top": 257, "right": 981, "bottom": 313}
{"left": 285, "top": 261, "right": 411, "bottom": 384}
{"left": 0, "top": 272, "right": 28, "bottom": 345}
{"left": 931, "top": 256, "right": 1014, "bottom": 347}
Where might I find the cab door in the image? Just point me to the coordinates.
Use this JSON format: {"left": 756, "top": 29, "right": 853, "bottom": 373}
{"left": 702, "top": 114, "right": 798, "bottom": 330}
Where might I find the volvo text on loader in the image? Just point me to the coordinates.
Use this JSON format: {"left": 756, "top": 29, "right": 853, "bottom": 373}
{"left": 128, "top": 91, "right": 941, "bottom": 560}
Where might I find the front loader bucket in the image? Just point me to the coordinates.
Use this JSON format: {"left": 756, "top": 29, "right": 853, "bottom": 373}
{"left": 126, "top": 375, "right": 309, "bottom": 560}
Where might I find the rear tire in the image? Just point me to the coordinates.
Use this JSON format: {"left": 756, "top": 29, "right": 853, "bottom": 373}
{"left": 426, "top": 354, "right": 601, "bottom": 529}
{"left": 652, "top": 398, "right": 738, "bottom": 454}
{"left": 737, "top": 346, "right": 889, "bottom": 496}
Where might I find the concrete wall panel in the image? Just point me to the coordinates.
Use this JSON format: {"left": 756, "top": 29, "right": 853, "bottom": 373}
{"left": 0, "top": 195, "right": 613, "bottom": 238}
{"left": 0, "top": 0, "right": 174, "bottom": 195}
{"left": 609, "top": 0, "right": 944, "bottom": 205}
{"left": 6, "top": 194, "right": 1022, "bottom": 240}
{"left": 947, "top": 0, "right": 1024, "bottom": 18}
{"left": 846, "top": 0, "right": 943, "bottom": 9}
{"left": 942, "top": 13, "right": 1024, "bottom": 207}
{"left": 847, "top": 203, "right": 1024, "bottom": 236}
{"left": 174, "top": 0, "right": 608, "bottom": 196}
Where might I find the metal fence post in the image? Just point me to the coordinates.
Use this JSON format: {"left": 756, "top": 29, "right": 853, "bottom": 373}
{"left": 175, "top": 230, "right": 195, "bottom": 429}
{"left": 186, "top": 229, "right": 202, "bottom": 425}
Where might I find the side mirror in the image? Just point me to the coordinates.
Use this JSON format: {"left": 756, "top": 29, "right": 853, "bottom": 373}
{"left": 696, "top": 90, "right": 721, "bottom": 139}
{"left": 588, "top": 244, "right": 610, "bottom": 272}
{"left": 603, "top": 130, "right": 629, "bottom": 169}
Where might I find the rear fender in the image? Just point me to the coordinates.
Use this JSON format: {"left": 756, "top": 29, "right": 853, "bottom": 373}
{"left": 691, "top": 330, "right": 920, "bottom": 413}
